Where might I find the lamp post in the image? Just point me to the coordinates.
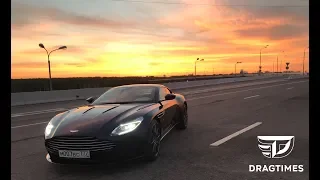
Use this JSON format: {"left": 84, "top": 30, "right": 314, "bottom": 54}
{"left": 39, "top": 43, "right": 67, "bottom": 91}
{"left": 235, "top": 62, "right": 242, "bottom": 76}
{"left": 195, "top": 58, "right": 204, "bottom": 76}
{"left": 281, "top": 58, "right": 282, "bottom": 73}
{"left": 277, "top": 56, "right": 278, "bottom": 73}
{"left": 259, "top": 45, "right": 269, "bottom": 74}
{"left": 273, "top": 61, "right": 274, "bottom": 73}
{"left": 303, "top": 46, "right": 309, "bottom": 75}
{"left": 281, "top": 54, "right": 287, "bottom": 73}
{"left": 277, "top": 50, "right": 284, "bottom": 73}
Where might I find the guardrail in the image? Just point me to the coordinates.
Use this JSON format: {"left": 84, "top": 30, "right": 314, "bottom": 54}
{"left": 11, "top": 74, "right": 306, "bottom": 106}
{"left": 147, "top": 74, "right": 249, "bottom": 83}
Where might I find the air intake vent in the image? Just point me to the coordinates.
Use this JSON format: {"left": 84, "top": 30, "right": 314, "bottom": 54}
{"left": 45, "top": 136, "right": 116, "bottom": 152}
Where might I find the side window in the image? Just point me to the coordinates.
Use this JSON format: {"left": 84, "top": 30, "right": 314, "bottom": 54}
{"left": 159, "top": 88, "right": 166, "bottom": 101}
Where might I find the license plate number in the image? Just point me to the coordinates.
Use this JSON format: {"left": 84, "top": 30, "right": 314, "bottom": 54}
{"left": 58, "top": 150, "right": 90, "bottom": 158}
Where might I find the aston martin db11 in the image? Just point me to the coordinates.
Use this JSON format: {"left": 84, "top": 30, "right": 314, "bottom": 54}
{"left": 44, "top": 84, "right": 188, "bottom": 164}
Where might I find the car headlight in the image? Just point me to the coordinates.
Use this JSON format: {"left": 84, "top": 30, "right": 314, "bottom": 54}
{"left": 111, "top": 117, "right": 143, "bottom": 136}
{"left": 45, "top": 122, "right": 54, "bottom": 137}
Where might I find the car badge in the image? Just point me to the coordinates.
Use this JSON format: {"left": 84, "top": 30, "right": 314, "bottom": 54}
{"left": 70, "top": 130, "right": 79, "bottom": 133}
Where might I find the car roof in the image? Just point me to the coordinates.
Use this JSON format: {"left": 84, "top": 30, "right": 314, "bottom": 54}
{"left": 115, "top": 84, "right": 166, "bottom": 88}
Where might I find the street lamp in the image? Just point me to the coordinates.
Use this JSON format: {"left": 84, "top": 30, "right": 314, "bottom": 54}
{"left": 39, "top": 43, "right": 67, "bottom": 91}
{"left": 259, "top": 45, "right": 269, "bottom": 74}
{"left": 276, "top": 51, "right": 284, "bottom": 73}
{"left": 195, "top": 58, "right": 204, "bottom": 76}
{"left": 303, "top": 46, "right": 309, "bottom": 75}
{"left": 273, "top": 61, "right": 274, "bottom": 73}
{"left": 235, "top": 62, "right": 242, "bottom": 76}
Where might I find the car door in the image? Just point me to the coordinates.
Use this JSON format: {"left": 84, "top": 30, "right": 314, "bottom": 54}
{"left": 157, "top": 88, "right": 173, "bottom": 130}
{"left": 164, "top": 87, "right": 177, "bottom": 121}
{"left": 161, "top": 87, "right": 177, "bottom": 129}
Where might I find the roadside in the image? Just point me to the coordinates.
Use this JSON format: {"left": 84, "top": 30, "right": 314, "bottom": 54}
{"left": 12, "top": 74, "right": 300, "bottom": 107}
{"left": 11, "top": 77, "right": 308, "bottom": 116}
{"left": 11, "top": 76, "right": 285, "bottom": 114}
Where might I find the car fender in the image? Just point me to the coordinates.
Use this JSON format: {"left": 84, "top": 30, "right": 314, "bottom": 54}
{"left": 174, "top": 93, "right": 187, "bottom": 111}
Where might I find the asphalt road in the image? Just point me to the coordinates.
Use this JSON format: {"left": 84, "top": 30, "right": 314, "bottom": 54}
{"left": 11, "top": 77, "right": 309, "bottom": 180}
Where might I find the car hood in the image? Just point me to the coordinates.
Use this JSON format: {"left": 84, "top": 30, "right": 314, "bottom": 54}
{"left": 50, "top": 103, "right": 153, "bottom": 137}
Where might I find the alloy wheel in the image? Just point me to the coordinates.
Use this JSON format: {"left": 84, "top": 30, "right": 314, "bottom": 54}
{"left": 151, "top": 123, "right": 161, "bottom": 156}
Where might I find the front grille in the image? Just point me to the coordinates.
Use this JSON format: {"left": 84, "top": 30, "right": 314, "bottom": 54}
{"left": 45, "top": 136, "right": 116, "bottom": 152}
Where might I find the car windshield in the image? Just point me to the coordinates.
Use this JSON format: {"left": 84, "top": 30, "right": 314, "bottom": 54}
{"left": 92, "top": 86, "right": 157, "bottom": 105}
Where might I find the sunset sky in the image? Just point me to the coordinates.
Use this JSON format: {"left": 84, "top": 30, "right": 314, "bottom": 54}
{"left": 11, "top": 0, "right": 309, "bottom": 79}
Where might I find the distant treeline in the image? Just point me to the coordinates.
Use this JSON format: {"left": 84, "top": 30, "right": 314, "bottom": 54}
{"left": 11, "top": 74, "right": 238, "bottom": 93}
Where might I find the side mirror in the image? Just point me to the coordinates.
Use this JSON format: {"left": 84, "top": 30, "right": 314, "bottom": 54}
{"left": 86, "top": 97, "right": 95, "bottom": 103}
{"left": 165, "top": 94, "right": 176, "bottom": 100}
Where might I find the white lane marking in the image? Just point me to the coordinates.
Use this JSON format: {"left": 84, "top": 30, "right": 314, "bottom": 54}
{"left": 188, "top": 80, "right": 308, "bottom": 101}
{"left": 210, "top": 122, "right": 262, "bottom": 146}
{"left": 11, "top": 108, "right": 67, "bottom": 118}
{"left": 244, "top": 95, "right": 260, "bottom": 99}
{"left": 287, "top": 87, "right": 294, "bottom": 90}
{"left": 11, "top": 121, "right": 49, "bottom": 129}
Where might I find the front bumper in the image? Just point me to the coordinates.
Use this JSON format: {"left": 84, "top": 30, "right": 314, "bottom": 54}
{"left": 46, "top": 146, "right": 146, "bottom": 164}
{"left": 45, "top": 135, "right": 149, "bottom": 164}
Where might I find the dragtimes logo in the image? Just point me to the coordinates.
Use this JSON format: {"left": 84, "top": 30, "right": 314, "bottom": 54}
{"left": 249, "top": 136, "right": 304, "bottom": 173}
{"left": 257, "top": 136, "right": 294, "bottom": 159}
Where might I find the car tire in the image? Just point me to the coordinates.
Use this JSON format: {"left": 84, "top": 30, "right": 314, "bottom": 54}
{"left": 144, "top": 120, "right": 161, "bottom": 162}
{"left": 176, "top": 104, "right": 188, "bottom": 130}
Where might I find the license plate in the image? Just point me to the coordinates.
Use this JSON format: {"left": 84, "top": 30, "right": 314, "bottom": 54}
{"left": 58, "top": 150, "right": 90, "bottom": 159}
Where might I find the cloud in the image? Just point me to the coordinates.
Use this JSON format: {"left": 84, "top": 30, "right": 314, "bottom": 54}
{"left": 149, "top": 62, "right": 162, "bottom": 66}
{"left": 238, "top": 6, "right": 308, "bottom": 24}
{"left": 212, "top": 0, "right": 309, "bottom": 25}
{"left": 11, "top": 58, "right": 101, "bottom": 69}
{"left": 16, "top": 45, "right": 86, "bottom": 56}
{"left": 234, "top": 24, "right": 308, "bottom": 40}
{"left": 11, "top": 2, "right": 137, "bottom": 30}
{"left": 11, "top": 62, "right": 48, "bottom": 68}
{"left": 160, "top": 0, "right": 308, "bottom": 33}
{"left": 149, "top": 48, "right": 206, "bottom": 57}
{"left": 63, "top": 63, "right": 84, "bottom": 67}
{"left": 63, "top": 58, "right": 102, "bottom": 67}
{"left": 11, "top": 1, "right": 179, "bottom": 44}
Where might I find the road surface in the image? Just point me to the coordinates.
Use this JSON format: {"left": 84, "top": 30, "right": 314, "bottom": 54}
{"left": 11, "top": 77, "right": 309, "bottom": 180}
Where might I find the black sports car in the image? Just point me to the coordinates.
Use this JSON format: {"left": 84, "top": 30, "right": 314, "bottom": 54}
{"left": 44, "top": 84, "right": 188, "bottom": 164}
